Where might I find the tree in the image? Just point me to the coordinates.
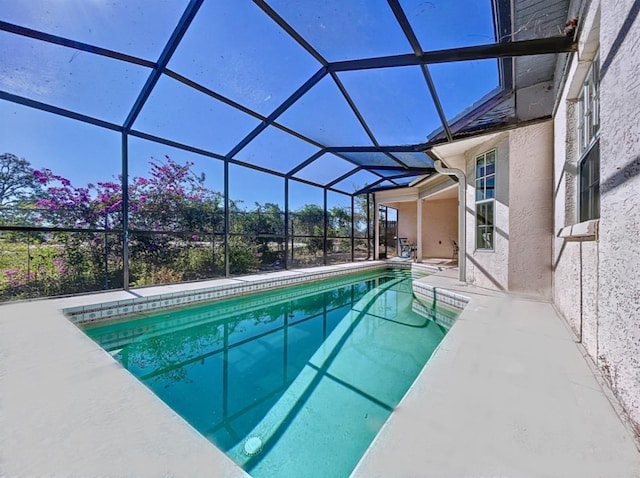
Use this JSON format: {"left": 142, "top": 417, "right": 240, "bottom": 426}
{"left": 32, "top": 155, "right": 223, "bottom": 231}
{"left": 329, "top": 206, "right": 351, "bottom": 237}
{"left": 293, "top": 204, "right": 324, "bottom": 235}
{"left": 353, "top": 191, "right": 372, "bottom": 236}
{"left": 230, "top": 202, "right": 284, "bottom": 268}
{"left": 0, "top": 153, "right": 41, "bottom": 207}
{"left": 293, "top": 204, "right": 325, "bottom": 254}
{"left": 28, "top": 156, "right": 228, "bottom": 288}
{"left": 129, "top": 155, "right": 223, "bottom": 232}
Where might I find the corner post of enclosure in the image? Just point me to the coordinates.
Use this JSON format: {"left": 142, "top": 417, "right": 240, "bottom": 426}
{"left": 323, "top": 188, "right": 328, "bottom": 266}
{"left": 416, "top": 197, "right": 423, "bottom": 262}
{"left": 373, "top": 194, "right": 380, "bottom": 260}
{"left": 350, "top": 195, "right": 355, "bottom": 262}
{"left": 433, "top": 158, "right": 466, "bottom": 282}
{"left": 366, "top": 194, "right": 371, "bottom": 259}
{"left": 121, "top": 132, "right": 130, "bottom": 290}
{"left": 284, "top": 178, "right": 289, "bottom": 269}
{"left": 224, "top": 159, "right": 230, "bottom": 278}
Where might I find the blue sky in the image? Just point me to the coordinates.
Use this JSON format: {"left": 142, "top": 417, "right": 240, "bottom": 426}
{"left": 0, "top": 0, "right": 498, "bottom": 210}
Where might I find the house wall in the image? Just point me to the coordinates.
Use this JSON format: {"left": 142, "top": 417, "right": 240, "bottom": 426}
{"left": 421, "top": 198, "right": 458, "bottom": 258}
{"left": 371, "top": 0, "right": 640, "bottom": 435}
{"left": 444, "top": 121, "right": 554, "bottom": 299}
{"left": 508, "top": 122, "right": 554, "bottom": 298}
{"left": 552, "top": 74, "right": 585, "bottom": 342}
{"left": 460, "top": 124, "right": 553, "bottom": 295}
{"left": 552, "top": 0, "right": 640, "bottom": 431}
{"left": 552, "top": 93, "right": 599, "bottom": 356}
{"left": 386, "top": 201, "right": 417, "bottom": 245}
{"left": 596, "top": 0, "right": 640, "bottom": 431}
{"left": 464, "top": 134, "right": 510, "bottom": 291}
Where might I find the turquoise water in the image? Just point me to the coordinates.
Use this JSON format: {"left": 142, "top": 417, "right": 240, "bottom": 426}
{"left": 85, "top": 269, "right": 457, "bottom": 477}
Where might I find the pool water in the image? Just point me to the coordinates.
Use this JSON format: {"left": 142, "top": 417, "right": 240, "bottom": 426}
{"left": 85, "top": 269, "right": 457, "bottom": 477}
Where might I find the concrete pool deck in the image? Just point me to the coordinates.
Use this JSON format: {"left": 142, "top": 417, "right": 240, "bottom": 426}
{"left": 1, "top": 263, "right": 639, "bottom": 477}
{"left": 354, "top": 268, "right": 640, "bottom": 477}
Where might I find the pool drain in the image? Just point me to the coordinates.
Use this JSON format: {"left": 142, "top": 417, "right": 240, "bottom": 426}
{"left": 243, "top": 436, "right": 264, "bottom": 456}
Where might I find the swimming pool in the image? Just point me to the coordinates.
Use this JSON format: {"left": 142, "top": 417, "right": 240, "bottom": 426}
{"left": 85, "top": 269, "right": 458, "bottom": 477}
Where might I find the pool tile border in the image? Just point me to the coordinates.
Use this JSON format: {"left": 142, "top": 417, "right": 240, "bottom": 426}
{"left": 412, "top": 280, "right": 470, "bottom": 311}
{"left": 65, "top": 262, "right": 398, "bottom": 325}
{"left": 410, "top": 299, "right": 458, "bottom": 330}
{"left": 91, "top": 270, "right": 412, "bottom": 349}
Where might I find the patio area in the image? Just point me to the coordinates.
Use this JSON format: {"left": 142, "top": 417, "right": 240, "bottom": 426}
{"left": 2, "top": 264, "right": 639, "bottom": 477}
{"left": 2, "top": 0, "right": 640, "bottom": 475}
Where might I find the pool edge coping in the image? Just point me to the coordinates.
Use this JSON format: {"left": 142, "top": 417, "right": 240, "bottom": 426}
{"left": 64, "top": 261, "right": 410, "bottom": 325}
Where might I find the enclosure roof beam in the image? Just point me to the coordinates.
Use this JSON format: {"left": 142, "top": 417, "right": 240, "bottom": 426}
{"left": 164, "top": 70, "right": 329, "bottom": 151}
{"left": 326, "top": 167, "right": 362, "bottom": 189}
{"left": 330, "top": 72, "right": 387, "bottom": 159}
{"left": 351, "top": 170, "right": 435, "bottom": 194}
{"left": 0, "top": 20, "right": 568, "bottom": 77}
{"left": 252, "top": 0, "right": 327, "bottom": 66}
{"left": 362, "top": 166, "right": 432, "bottom": 172}
{"left": 225, "top": 67, "right": 328, "bottom": 159}
{"left": 387, "top": 0, "right": 453, "bottom": 142}
{"left": 123, "top": 0, "right": 205, "bottom": 131}
{"left": 127, "top": 130, "right": 349, "bottom": 195}
{"left": 329, "top": 71, "right": 411, "bottom": 170}
{"left": 0, "top": 91, "right": 123, "bottom": 132}
{"left": 164, "top": 69, "right": 265, "bottom": 121}
{"left": 353, "top": 178, "right": 388, "bottom": 196}
{"left": 325, "top": 145, "right": 427, "bottom": 153}
{"left": 129, "top": 130, "right": 226, "bottom": 160}
{"left": 0, "top": 20, "right": 327, "bottom": 156}
{"left": 286, "top": 150, "right": 326, "bottom": 178}
{"left": 374, "top": 170, "right": 435, "bottom": 181}
{"left": 0, "top": 20, "right": 155, "bottom": 69}
{"left": 328, "top": 36, "right": 577, "bottom": 72}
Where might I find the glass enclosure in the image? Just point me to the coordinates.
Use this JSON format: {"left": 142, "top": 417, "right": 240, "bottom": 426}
{"left": 378, "top": 205, "right": 398, "bottom": 259}
{"left": 0, "top": 0, "right": 510, "bottom": 301}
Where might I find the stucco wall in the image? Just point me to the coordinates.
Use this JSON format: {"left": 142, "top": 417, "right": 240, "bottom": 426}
{"left": 421, "top": 198, "right": 458, "bottom": 258}
{"left": 508, "top": 122, "right": 554, "bottom": 298}
{"left": 459, "top": 124, "right": 553, "bottom": 296}
{"left": 553, "top": 240, "right": 599, "bottom": 360}
{"left": 387, "top": 201, "right": 417, "bottom": 245}
{"left": 581, "top": 241, "right": 599, "bottom": 361}
{"left": 596, "top": 0, "right": 640, "bottom": 431}
{"left": 552, "top": 86, "right": 583, "bottom": 336}
{"left": 465, "top": 135, "right": 510, "bottom": 291}
{"left": 550, "top": 63, "right": 598, "bottom": 351}
{"left": 552, "top": 0, "right": 640, "bottom": 432}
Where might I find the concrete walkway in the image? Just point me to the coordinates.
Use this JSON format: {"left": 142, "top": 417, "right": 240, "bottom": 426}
{"left": 352, "top": 268, "right": 640, "bottom": 478}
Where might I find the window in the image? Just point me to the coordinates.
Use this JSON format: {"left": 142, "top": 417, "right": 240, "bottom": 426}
{"left": 475, "top": 149, "right": 496, "bottom": 250}
{"left": 577, "top": 55, "right": 600, "bottom": 222}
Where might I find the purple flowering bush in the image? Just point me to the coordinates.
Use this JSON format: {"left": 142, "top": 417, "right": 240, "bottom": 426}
{"left": 0, "top": 156, "right": 229, "bottom": 299}
{"left": 1, "top": 154, "right": 360, "bottom": 301}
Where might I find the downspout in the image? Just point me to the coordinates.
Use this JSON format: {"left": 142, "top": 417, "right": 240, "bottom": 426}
{"left": 432, "top": 157, "right": 467, "bottom": 283}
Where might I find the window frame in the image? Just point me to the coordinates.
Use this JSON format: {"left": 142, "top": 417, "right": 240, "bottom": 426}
{"left": 577, "top": 54, "right": 600, "bottom": 223}
{"left": 474, "top": 148, "right": 496, "bottom": 252}
{"left": 378, "top": 204, "right": 398, "bottom": 259}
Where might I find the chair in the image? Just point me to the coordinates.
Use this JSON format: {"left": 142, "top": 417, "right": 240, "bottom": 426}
{"left": 398, "top": 237, "right": 412, "bottom": 258}
{"left": 450, "top": 239, "right": 459, "bottom": 262}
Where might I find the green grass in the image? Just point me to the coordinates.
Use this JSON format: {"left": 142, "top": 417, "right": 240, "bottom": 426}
{"left": 0, "top": 236, "right": 354, "bottom": 302}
